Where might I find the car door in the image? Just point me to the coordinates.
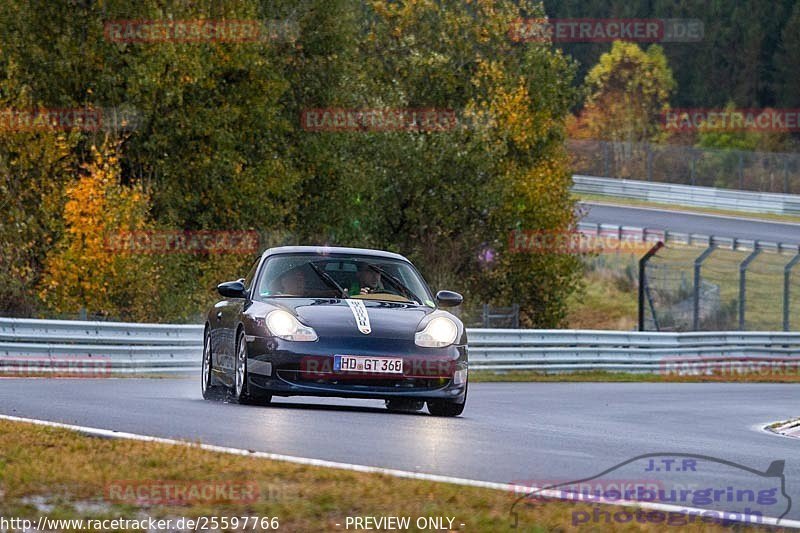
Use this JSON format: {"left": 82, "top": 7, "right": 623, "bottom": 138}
{"left": 215, "top": 293, "right": 243, "bottom": 385}
{"left": 215, "top": 259, "right": 261, "bottom": 385}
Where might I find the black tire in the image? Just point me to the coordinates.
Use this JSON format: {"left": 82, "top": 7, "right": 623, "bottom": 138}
{"left": 231, "top": 330, "right": 272, "bottom": 406}
{"left": 427, "top": 385, "right": 467, "bottom": 417}
{"left": 201, "top": 330, "right": 224, "bottom": 400}
{"left": 231, "top": 330, "right": 251, "bottom": 404}
{"left": 385, "top": 399, "right": 424, "bottom": 413}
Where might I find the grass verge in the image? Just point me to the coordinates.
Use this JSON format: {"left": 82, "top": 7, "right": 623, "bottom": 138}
{"left": 0, "top": 419, "right": 768, "bottom": 532}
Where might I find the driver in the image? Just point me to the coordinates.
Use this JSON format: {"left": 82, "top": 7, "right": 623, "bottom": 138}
{"left": 350, "top": 262, "right": 383, "bottom": 295}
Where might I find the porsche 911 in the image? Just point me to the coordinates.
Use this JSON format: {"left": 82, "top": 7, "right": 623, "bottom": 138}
{"left": 201, "top": 246, "right": 468, "bottom": 416}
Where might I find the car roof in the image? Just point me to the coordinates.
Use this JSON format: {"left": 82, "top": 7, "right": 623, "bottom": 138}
{"left": 262, "top": 246, "right": 411, "bottom": 263}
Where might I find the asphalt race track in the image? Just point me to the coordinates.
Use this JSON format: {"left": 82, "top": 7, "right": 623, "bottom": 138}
{"left": 581, "top": 202, "right": 800, "bottom": 245}
{"left": 0, "top": 378, "right": 798, "bottom": 520}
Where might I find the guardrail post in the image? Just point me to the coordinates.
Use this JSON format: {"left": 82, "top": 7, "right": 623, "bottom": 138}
{"left": 639, "top": 241, "right": 664, "bottom": 331}
{"left": 784, "top": 253, "right": 800, "bottom": 331}
{"left": 738, "top": 245, "right": 761, "bottom": 330}
{"left": 693, "top": 241, "right": 717, "bottom": 330}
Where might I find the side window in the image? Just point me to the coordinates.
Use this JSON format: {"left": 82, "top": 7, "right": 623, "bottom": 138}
{"left": 244, "top": 258, "right": 260, "bottom": 291}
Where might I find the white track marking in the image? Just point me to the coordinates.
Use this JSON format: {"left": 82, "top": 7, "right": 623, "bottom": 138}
{"left": 757, "top": 421, "right": 800, "bottom": 440}
{"left": 0, "top": 414, "right": 798, "bottom": 529}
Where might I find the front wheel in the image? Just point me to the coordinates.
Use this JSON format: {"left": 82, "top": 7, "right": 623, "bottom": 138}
{"left": 201, "top": 330, "right": 224, "bottom": 400}
{"left": 232, "top": 331, "right": 272, "bottom": 406}
{"left": 427, "top": 385, "right": 467, "bottom": 417}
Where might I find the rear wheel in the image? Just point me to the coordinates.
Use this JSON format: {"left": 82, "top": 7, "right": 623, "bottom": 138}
{"left": 385, "top": 399, "right": 424, "bottom": 413}
{"left": 201, "top": 331, "right": 223, "bottom": 400}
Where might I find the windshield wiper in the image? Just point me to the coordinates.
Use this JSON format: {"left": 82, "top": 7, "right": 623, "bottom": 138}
{"left": 368, "top": 264, "right": 421, "bottom": 304}
{"left": 309, "top": 262, "right": 348, "bottom": 298}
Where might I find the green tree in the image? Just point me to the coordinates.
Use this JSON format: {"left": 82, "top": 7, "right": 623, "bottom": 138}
{"left": 293, "top": 0, "right": 583, "bottom": 326}
{"left": 774, "top": 2, "right": 800, "bottom": 107}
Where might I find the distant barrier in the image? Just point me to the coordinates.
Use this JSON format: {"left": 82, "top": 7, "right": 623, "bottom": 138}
{"left": 572, "top": 175, "right": 800, "bottom": 215}
{"left": 2, "top": 317, "right": 799, "bottom": 375}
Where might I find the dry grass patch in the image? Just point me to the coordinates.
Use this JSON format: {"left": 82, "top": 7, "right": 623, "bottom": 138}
{"left": 0, "top": 419, "right": 771, "bottom": 531}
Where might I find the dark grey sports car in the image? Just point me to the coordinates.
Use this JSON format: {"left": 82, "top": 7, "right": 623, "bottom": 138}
{"left": 202, "top": 246, "right": 468, "bottom": 416}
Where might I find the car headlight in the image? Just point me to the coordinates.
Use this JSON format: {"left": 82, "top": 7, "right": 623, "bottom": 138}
{"left": 415, "top": 316, "right": 458, "bottom": 348}
{"left": 266, "top": 310, "right": 318, "bottom": 342}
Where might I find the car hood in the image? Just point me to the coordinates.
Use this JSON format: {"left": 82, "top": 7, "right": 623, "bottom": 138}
{"left": 279, "top": 298, "right": 434, "bottom": 340}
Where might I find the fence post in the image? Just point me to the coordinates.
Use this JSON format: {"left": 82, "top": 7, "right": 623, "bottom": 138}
{"left": 482, "top": 303, "right": 489, "bottom": 328}
{"left": 639, "top": 241, "right": 665, "bottom": 331}
{"left": 693, "top": 241, "right": 717, "bottom": 330}
{"left": 738, "top": 245, "right": 762, "bottom": 330}
{"left": 646, "top": 143, "right": 653, "bottom": 181}
{"left": 784, "top": 253, "right": 800, "bottom": 331}
{"left": 512, "top": 303, "right": 520, "bottom": 328}
{"left": 784, "top": 159, "right": 790, "bottom": 194}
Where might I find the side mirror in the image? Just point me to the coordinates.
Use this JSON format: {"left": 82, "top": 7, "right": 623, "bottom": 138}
{"left": 435, "top": 290, "right": 463, "bottom": 308}
{"left": 217, "top": 280, "right": 247, "bottom": 299}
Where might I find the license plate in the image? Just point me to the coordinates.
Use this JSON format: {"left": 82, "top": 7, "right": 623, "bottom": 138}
{"left": 334, "top": 355, "right": 403, "bottom": 374}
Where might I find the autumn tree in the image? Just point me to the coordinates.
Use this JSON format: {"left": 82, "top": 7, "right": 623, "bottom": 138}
{"left": 39, "top": 142, "right": 157, "bottom": 320}
{"left": 574, "top": 42, "right": 675, "bottom": 144}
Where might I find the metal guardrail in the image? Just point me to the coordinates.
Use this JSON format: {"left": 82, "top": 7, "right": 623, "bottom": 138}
{"left": 573, "top": 175, "right": 800, "bottom": 216}
{"left": 0, "top": 318, "right": 202, "bottom": 374}
{"left": 468, "top": 329, "right": 800, "bottom": 371}
{"left": 2, "top": 317, "right": 800, "bottom": 375}
{"left": 575, "top": 221, "right": 800, "bottom": 253}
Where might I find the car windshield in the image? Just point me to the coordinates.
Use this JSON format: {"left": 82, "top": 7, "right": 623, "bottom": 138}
{"left": 257, "top": 253, "right": 435, "bottom": 307}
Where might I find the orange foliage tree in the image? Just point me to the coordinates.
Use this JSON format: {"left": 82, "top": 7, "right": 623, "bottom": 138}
{"left": 39, "top": 141, "right": 158, "bottom": 320}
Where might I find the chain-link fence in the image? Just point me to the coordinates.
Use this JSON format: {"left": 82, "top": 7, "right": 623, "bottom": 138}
{"left": 569, "top": 139, "right": 800, "bottom": 194}
{"left": 641, "top": 243, "right": 800, "bottom": 331}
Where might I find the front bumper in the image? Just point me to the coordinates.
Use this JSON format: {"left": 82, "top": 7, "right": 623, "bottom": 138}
{"left": 245, "top": 335, "right": 468, "bottom": 402}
